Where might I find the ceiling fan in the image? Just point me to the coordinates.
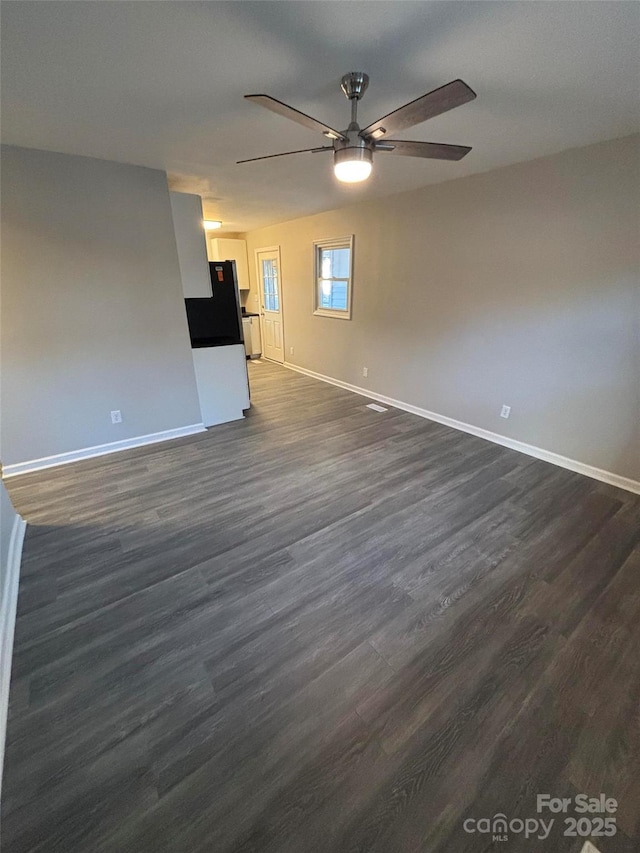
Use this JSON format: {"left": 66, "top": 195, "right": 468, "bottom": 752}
{"left": 238, "top": 72, "right": 476, "bottom": 183}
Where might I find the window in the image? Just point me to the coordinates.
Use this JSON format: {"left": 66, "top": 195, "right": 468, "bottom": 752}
{"left": 261, "top": 258, "right": 279, "bottom": 312}
{"left": 313, "top": 235, "right": 353, "bottom": 319}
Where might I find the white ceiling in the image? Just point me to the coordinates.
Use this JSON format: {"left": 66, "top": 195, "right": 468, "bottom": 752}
{"left": 2, "top": 1, "right": 638, "bottom": 232}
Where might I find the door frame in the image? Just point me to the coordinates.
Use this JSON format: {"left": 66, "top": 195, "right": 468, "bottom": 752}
{"left": 254, "top": 245, "right": 285, "bottom": 363}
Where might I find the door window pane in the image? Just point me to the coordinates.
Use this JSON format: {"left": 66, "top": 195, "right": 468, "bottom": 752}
{"left": 262, "top": 258, "right": 279, "bottom": 312}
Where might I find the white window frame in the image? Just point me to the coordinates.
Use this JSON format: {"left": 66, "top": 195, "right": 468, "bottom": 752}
{"left": 313, "top": 235, "right": 354, "bottom": 320}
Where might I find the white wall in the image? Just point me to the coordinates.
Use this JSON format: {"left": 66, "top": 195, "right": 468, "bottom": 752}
{"left": 1, "top": 146, "right": 202, "bottom": 466}
{"left": 169, "top": 192, "right": 211, "bottom": 298}
{"left": 0, "top": 478, "right": 23, "bottom": 796}
{"left": 0, "top": 179, "right": 22, "bottom": 788}
{"left": 0, "top": 264, "right": 22, "bottom": 790}
{"left": 245, "top": 135, "right": 640, "bottom": 482}
{"left": 0, "top": 483, "right": 18, "bottom": 595}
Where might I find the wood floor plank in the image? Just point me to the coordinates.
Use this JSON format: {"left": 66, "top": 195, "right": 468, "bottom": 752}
{"left": 2, "top": 359, "right": 639, "bottom": 852}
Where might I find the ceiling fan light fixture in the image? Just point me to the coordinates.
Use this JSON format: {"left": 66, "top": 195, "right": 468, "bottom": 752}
{"left": 241, "top": 74, "right": 476, "bottom": 178}
{"left": 334, "top": 146, "right": 373, "bottom": 183}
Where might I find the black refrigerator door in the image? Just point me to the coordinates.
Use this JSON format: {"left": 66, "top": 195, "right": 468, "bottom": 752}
{"left": 184, "top": 262, "right": 243, "bottom": 348}
{"left": 208, "top": 261, "right": 242, "bottom": 344}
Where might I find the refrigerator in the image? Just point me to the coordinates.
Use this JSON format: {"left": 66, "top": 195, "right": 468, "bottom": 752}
{"left": 184, "top": 261, "right": 244, "bottom": 348}
{"left": 184, "top": 260, "right": 250, "bottom": 426}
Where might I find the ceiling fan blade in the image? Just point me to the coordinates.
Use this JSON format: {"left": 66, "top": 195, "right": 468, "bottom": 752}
{"left": 376, "top": 140, "right": 472, "bottom": 161}
{"left": 237, "top": 146, "right": 333, "bottom": 164}
{"left": 244, "top": 95, "right": 347, "bottom": 141}
{"left": 360, "top": 79, "right": 476, "bottom": 140}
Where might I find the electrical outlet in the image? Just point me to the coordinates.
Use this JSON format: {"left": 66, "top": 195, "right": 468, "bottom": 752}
{"left": 290, "top": 346, "right": 294, "bottom": 355}
{"left": 362, "top": 367, "right": 368, "bottom": 378}
{"left": 500, "top": 405, "right": 511, "bottom": 419}
{"left": 110, "top": 410, "right": 122, "bottom": 424}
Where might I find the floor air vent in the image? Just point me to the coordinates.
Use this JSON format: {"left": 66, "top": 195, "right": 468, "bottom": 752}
{"left": 366, "top": 403, "right": 388, "bottom": 412}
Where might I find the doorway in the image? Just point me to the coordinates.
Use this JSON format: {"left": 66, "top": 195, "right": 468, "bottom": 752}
{"left": 255, "top": 246, "right": 284, "bottom": 363}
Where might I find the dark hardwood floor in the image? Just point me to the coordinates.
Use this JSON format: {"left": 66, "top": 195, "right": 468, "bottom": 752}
{"left": 3, "top": 360, "right": 639, "bottom": 852}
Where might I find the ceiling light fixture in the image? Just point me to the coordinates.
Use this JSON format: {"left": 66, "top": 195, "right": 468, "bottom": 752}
{"left": 333, "top": 76, "right": 373, "bottom": 183}
{"left": 203, "top": 219, "right": 222, "bottom": 230}
{"left": 239, "top": 72, "right": 475, "bottom": 184}
{"left": 334, "top": 144, "right": 373, "bottom": 183}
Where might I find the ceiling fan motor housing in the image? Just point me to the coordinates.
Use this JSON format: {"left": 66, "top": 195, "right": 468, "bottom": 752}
{"left": 340, "top": 72, "right": 369, "bottom": 101}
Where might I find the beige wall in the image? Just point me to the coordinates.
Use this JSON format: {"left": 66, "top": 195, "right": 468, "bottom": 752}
{"left": 245, "top": 135, "right": 640, "bottom": 481}
{"left": 1, "top": 146, "right": 202, "bottom": 466}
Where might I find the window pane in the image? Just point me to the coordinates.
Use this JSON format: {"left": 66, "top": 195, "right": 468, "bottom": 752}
{"left": 320, "top": 248, "right": 350, "bottom": 279}
{"left": 262, "top": 259, "right": 279, "bottom": 312}
{"left": 319, "top": 279, "right": 348, "bottom": 311}
{"left": 329, "top": 281, "right": 347, "bottom": 310}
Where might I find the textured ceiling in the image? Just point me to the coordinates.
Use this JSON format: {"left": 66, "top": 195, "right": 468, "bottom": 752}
{"left": 2, "top": 1, "right": 639, "bottom": 232}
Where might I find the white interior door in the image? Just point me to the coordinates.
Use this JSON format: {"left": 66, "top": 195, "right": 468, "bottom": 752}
{"left": 256, "top": 247, "right": 284, "bottom": 363}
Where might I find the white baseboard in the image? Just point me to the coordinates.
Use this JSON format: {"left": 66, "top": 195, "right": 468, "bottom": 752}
{"left": 283, "top": 362, "right": 640, "bottom": 496}
{"left": 0, "top": 513, "right": 27, "bottom": 799}
{"left": 2, "top": 424, "right": 206, "bottom": 479}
